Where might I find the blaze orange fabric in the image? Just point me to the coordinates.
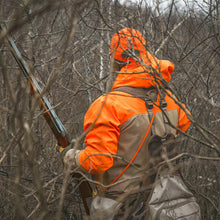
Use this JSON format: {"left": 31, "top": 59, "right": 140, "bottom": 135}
{"left": 78, "top": 92, "right": 147, "bottom": 174}
{"left": 78, "top": 28, "right": 191, "bottom": 174}
{"left": 110, "top": 28, "right": 146, "bottom": 62}
{"left": 78, "top": 91, "right": 191, "bottom": 174}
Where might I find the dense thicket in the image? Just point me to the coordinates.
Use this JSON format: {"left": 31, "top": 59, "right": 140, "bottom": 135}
{"left": 0, "top": 0, "right": 219, "bottom": 219}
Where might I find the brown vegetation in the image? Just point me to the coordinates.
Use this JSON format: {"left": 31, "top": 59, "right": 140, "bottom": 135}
{"left": 0, "top": 0, "right": 219, "bottom": 219}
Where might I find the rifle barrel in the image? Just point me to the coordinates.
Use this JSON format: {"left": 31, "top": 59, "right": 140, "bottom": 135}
{"left": 0, "top": 24, "right": 70, "bottom": 147}
{"left": 0, "top": 24, "right": 92, "bottom": 215}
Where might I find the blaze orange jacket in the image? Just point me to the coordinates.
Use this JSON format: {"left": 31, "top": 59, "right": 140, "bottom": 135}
{"left": 78, "top": 56, "right": 191, "bottom": 181}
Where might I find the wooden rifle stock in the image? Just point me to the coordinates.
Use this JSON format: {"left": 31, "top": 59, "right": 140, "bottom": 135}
{"left": 0, "top": 24, "right": 92, "bottom": 215}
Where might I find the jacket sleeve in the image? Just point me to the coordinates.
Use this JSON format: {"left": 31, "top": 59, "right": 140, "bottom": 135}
{"left": 78, "top": 95, "right": 120, "bottom": 174}
{"left": 166, "top": 91, "right": 191, "bottom": 133}
{"left": 177, "top": 103, "right": 191, "bottom": 132}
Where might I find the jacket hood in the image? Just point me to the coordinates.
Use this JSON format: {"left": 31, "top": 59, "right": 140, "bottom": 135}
{"left": 111, "top": 28, "right": 175, "bottom": 90}
{"left": 110, "top": 28, "right": 146, "bottom": 62}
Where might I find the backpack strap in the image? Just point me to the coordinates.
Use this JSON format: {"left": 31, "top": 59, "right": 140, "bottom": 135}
{"left": 110, "top": 86, "right": 178, "bottom": 188}
{"left": 108, "top": 108, "right": 156, "bottom": 186}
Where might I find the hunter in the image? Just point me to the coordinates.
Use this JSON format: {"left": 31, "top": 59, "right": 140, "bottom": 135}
{"left": 60, "top": 28, "right": 201, "bottom": 219}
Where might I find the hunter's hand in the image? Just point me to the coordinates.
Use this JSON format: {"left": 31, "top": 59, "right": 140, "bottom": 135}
{"left": 63, "top": 149, "right": 81, "bottom": 172}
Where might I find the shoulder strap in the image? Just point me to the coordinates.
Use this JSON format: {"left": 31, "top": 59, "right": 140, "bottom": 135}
{"left": 108, "top": 108, "right": 156, "bottom": 187}
{"left": 108, "top": 87, "right": 176, "bottom": 188}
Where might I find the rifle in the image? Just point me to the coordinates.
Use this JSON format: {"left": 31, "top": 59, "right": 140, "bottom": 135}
{"left": 0, "top": 24, "right": 92, "bottom": 215}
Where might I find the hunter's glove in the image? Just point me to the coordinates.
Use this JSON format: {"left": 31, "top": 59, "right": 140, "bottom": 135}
{"left": 63, "top": 148, "right": 81, "bottom": 172}
{"left": 56, "top": 141, "right": 81, "bottom": 172}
